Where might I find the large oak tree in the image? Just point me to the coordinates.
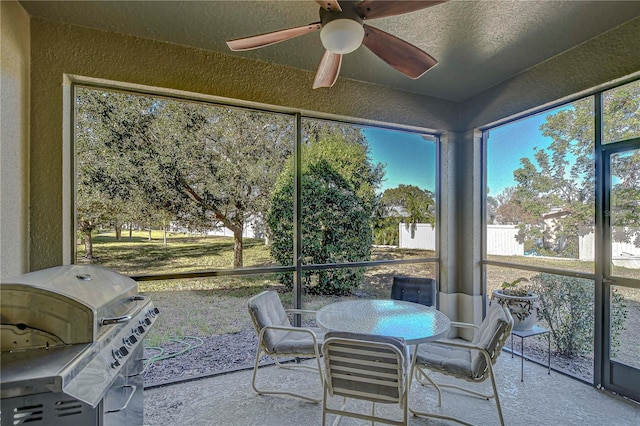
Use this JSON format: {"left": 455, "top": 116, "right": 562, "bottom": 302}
{"left": 76, "top": 89, "right": 293, "bottom": 268}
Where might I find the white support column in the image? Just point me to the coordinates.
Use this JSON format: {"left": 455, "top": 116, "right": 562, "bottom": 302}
{"left": 439, "top": 129, "right": 484, "bottom": 332}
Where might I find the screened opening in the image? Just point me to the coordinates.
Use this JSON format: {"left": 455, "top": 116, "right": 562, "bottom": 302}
{"left": 74, "top": 85, "right": 438, "bottom": 384}
{"left": 484, "top": 78, "right": 640, "bottom": 387}
{"left": 485, "top": 97, "right": 595, "bottom": 273}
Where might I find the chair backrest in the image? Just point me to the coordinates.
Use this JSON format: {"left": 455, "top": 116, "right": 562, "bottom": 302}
{"left": 391, "top": 276, "right": 437, "bottom": 308}
{"left": 247, "top": 291, "right": 291, "bottom": 352}
{"left": 469, "top": 303, "right": 514, "bottom": 380}
{"left": 322, "top": 331, "right": 409, "bottom": 404}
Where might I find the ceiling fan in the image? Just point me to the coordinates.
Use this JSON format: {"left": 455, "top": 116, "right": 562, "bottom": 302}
{"left": 226, "top": 0, "right": 447, "bottom": 89}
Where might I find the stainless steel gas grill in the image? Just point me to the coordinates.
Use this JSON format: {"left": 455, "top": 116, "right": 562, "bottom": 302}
{"left": 1, "top": 265, "right": 159, "bottom": 426}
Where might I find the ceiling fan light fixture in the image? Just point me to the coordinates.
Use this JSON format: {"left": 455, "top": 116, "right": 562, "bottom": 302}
{"left": 320, "top": 19, "right": 364, "bottom": 54}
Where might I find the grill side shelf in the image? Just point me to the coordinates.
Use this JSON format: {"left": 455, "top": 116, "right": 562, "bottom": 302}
{"left": 0, "top": 344, "right": 88, "bottom": 399}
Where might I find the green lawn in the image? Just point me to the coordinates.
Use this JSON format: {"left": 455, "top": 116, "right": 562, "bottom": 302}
{"left": 78, "top": 230, "right": 275, "bottom": 275}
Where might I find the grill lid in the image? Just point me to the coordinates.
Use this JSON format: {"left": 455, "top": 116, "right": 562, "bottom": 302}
{"left": 1, "top": 265, "right": 138, "bottom": 348}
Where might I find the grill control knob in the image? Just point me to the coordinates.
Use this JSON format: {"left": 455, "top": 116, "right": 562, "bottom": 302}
{"left": 119, "top": 346, "right": 129, "bottom": 356}
{"left": 144, "top": 317, "right": 152, "bottom": 326}
{"left": 111, "top": 359, "right": 121, "bottom": 369}
{"left": 137, "top": 325, "right": 146, "bottom": 334}
{"left": 128, "top": 335, "right": 138, "bottom": 344}
{"left": 113, "top": 348, "right": 123, "bottom": 359}
{"left": 153, "top": 307, "right": 160, "bottom": 315}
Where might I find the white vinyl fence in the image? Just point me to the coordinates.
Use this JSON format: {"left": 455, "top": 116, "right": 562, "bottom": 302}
{"left": 398, "top": 224, "right": 524, "bottom": 255}
{"left": 580, "top": 228, "right": 640, "bottom": 268}
{"left": 486, "top": 225, "right": 523, "bottom": 255}
{"left": 398, "top": 223, "right": 639, "bottom": 268}
{"left": 399, "top": 223, "right": 436, "bottom": 250}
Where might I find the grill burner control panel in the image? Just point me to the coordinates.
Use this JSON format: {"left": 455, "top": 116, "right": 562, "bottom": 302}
{"left": 109, "top": 306, "right": 159, "bottom": 369}
{"left": 62, "top": 302, "right": 159, "bottom": 406}
{"left": 108, "top": 305, "right": 159, "bottom": 369}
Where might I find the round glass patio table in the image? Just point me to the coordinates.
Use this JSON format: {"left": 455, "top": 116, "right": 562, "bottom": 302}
{"left": 316, "top": 299, "right": 450, "bottom": 344}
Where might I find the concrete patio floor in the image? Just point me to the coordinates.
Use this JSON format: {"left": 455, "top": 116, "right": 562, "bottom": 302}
{"left": 144, "top": 353, "right": 640, "bottom": 425}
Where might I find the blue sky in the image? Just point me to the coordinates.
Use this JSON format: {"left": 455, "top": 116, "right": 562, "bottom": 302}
{"left": 485, "top": 106, "right": 574, "bottom": 195}
{"left": 364, "top": 128, "right": 436, "bottom": 193}
{"left": 362, "top": 104, "right": 570, "bottom": 196}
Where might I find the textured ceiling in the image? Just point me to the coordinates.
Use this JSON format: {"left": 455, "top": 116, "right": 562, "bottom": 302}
{"left": 18, "top": 0, "right": 640, "bottom": 101}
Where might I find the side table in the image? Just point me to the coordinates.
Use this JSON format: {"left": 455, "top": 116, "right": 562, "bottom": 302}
{"left": 510, "top": 325, "right": 551, "bottom": 381}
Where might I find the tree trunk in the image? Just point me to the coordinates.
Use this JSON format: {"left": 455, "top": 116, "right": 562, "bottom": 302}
{"left": 83, "top": 230, "right": 94, "bottom": 259}
{"left": 148, "top": 227, "right": 152, "bottom": 241}
{"left": 129, "top": 223, "right": 133, "bottom": 241}
{"left": 233, "top": 228, "right": 243, "bottom": 269}
{"left": 163, "top": 225, "right": 167, "bottom": 246}
{"left": 115, "top": 221, "right": 122, "bottom": 240}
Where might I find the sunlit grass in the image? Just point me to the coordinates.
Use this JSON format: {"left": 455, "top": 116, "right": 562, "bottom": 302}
{"left": 78, "top": 230, "right": 274, "bottom": 274}
{"left": 486, "top": 254, "right": 640, "bottom": 291}
{"left": 486, "top": 254, "right": 595, "bottom": 275}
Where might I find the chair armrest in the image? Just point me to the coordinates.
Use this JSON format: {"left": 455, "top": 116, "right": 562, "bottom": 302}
{"left": 416, "top": 339, "right": 495, "bottom": 378}
{"left": 285, "top": 309, "right": 318, "bottom": 316}
{"left": 429, "top": 338, "right": 480, "bottom": 351}
{"left": 259, "top": 324, "right": 319, "bottom": 340}
{"left": 261, "top": 325, "right": 316, "bottom": 338}
{"left": 258, "top": 324, "right": 321, "bottom": 355}
{"left": 449, "top": 321, "right": 479, "bottom": 330}
{"left": 448, "top": 322, "right": 479, "bottom": 340}
{"left": 427, "top": 339, "right": 492, "bottom": 362}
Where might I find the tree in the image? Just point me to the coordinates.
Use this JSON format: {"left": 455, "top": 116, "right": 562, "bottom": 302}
{"left": 492, "top": 187, "right": 530, "bottom": 225}
{"left": 267, "top": 124, "right": 384, "bottom": 295}
{"left": 373, "top": 184, "right": 435, "bottom": 245}
{"left": 511, "top": 82, "right": 640, "bottom": 256}
{"left": 76, "top": 89, "right": 149, "bottom": 257}
{"left": 76, "top": 186, "right": 115, "bottom": 258}
{"left": 611, "top": 150, "right": 640, "bottom": 247}
{"left": 76, "top": 89, "right": 293, "bottom": 268}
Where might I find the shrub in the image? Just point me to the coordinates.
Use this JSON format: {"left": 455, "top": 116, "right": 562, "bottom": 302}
{"left": 527, "top": 273, "right": 627, "bottom": 357}
{"left": 267, "top": 161, "right": 373, "bottom": 295}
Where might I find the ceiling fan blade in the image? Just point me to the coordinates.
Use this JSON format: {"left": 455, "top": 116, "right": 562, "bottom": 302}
{"left": 226, "top": 22, "right": 321, "bottom": 51}
{"left": 313, "top": 51, "right": 343, "bottom": 89}
{"left": 315, "top": 0, "right": 342, "bottom": 12}
{"left": 357, "top": 1, "right": 447, "bottom": 20}
{"left": 362, "top": 24, "right": 437, "bottom": 79}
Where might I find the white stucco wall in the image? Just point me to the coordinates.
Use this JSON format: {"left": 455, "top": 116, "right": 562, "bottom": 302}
{"left": 1, "top": 1, "right": 30, "bottom": 279}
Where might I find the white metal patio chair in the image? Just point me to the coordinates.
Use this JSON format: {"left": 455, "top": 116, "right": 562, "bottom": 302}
{"left": 410, "top": 303, "right": 514, "bottom": 425}
{"left": 247, "top": 290, "right": 325, "bottom": 403}
{"left": 322, "top": 332, "right": 410, "bottom": 426}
